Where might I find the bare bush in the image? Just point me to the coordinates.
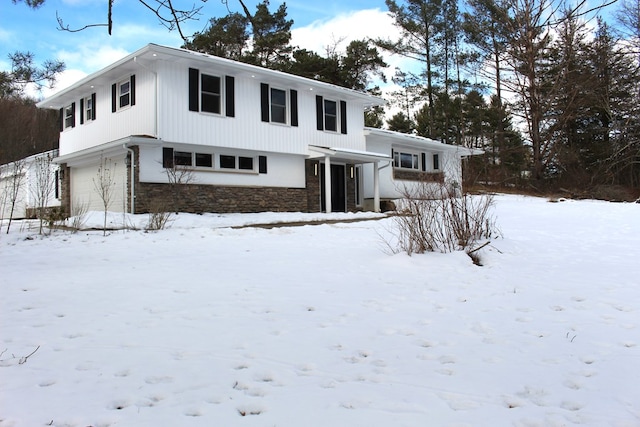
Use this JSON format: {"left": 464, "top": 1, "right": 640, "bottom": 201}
{"left": 93, "top": 155, "right": 117, "bottom": 236}
{"left": 390, "top": 181, "right": 498, "bottom": 260}
{"left": 67, "top": 198, "right": 89, "bottom": 232}
{"left": 145, "top": 201, "right": 173, "bottom": 231}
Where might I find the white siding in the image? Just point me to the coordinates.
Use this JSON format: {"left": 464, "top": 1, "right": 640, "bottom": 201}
{"left": 138, "top": 145, "right": 305, "bottom": 188}
{"left": 155, "top": 61, "right": 368, "bottom": 156}
{"left": 58, "top": 70, "right": 157, "bottom": 156}
{"left": 70, "top": 154, "right": 127, "bottom": 213}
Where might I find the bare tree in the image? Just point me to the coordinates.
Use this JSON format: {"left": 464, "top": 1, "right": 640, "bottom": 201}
{"left": 14, "top": 0, "right": 256, "bottom": 44}
{"left": 30, "top": 152, "right": 56, "bottom": 235}
{"left": 93, "top": 155, "right": 118, "bottom": 236}
{"left": 1, "top": 159, "right": 26, "bottom": 234}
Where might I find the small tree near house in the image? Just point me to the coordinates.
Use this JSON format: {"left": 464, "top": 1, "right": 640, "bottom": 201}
{"left": 93, "top": 155, "right": 118, "bottom": 236}
{"left": 2, "top": 159, "right": 26, "bottom": 234}
{"left": 31, "top": 153, "right": 56, "bottom": 235}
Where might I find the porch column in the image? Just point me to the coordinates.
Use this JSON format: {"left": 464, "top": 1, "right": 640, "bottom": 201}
{"left": 324, "top": 154, "right": 332, "bottom": 213}
{"left": 373, "top": 161, "right": 380, "bottom": 213}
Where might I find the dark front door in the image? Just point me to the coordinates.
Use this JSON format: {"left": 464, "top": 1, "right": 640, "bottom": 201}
{"left": 320, "top": 163, "right": 346, "bottom": 212}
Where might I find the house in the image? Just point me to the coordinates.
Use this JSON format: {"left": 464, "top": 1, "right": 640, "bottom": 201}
{"left": 0, "top": 149, "right": 61, "bottom": 220}
{"left": 36, "top": 44, "right": 478, "bottom": 215}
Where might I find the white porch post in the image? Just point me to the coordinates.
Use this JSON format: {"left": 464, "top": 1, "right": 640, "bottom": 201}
{"left": 373, "top": 161, "right": 380, "bottom": 213}
{"left": 324, "top": 154, "right": 332, "bottom": 213}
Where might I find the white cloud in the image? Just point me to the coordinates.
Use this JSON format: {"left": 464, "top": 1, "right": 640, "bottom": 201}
{"left": 291, "top": 8, "right": 416, "bottom": 86}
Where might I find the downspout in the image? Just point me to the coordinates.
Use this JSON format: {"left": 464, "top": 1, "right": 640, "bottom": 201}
{"left": 124, "top": 144, "right": 135, "bottom": 214}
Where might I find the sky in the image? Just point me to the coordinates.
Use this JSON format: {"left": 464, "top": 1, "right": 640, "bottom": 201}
{"left": 0, "top": 0, "right": 404, "bottom": 99}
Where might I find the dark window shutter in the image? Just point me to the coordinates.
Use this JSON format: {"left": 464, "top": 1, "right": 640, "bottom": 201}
{"left": 433, "top": 154, "right": 440, "bottom": 170}
{"left": 259, "top": 155, "right": 267, "bottom": 174}
{"left": 188, "top": 68, "right": 199, "bottom": 112}
{"left": 91, "top": 93, "right": 96, "bottom": 120}
{"left": 316, "top": 95, "right": 324, "bottom": 130}
{"left": 290, "top": 89, "right": 298, "bottom": 127}
{"left": 71, "top": 102, "right": 76, "bottom": 128}
{"left": 59, "top": 108, "right": 63, "bottom": 131}
{"left": 130, "top": 75, "right": 136, "bottom": 106}
{"left": 80, "top": 98, "right": 84, "bottom": 124}
{"left": 162, "top": 147, "right": 174, "bottom": 168}
{"left": 340, "top": 100, "right": 347, "bottom": 134}
{"left": 111, "top": 83, "right": 117, "bottom": 112}
{"left": 421, "top": 153, "right": 426, "bottom": 171}
{"left": 260, "top": 83, "right": 270, "bottom": 122}
{"left": 225, "top": 75, "right": 235, "bottom": 117}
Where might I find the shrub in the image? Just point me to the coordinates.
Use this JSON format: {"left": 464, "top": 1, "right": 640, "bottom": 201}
{"left": 390, "top": 181, "right": 498, "bottom": 260}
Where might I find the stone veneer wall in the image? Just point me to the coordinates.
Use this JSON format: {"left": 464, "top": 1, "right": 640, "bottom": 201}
{"left": 305, "top": 159, "right": 321, "bottom": 212}
{"left": 59, "top": 162, "right": 71, "bottom": 216}
{"left": 346, "top": 163, "right": 357, "bottom": 212}
{"left": 393, "top": 169, "right": 445, "bottom": 183}
{"left": 135, "top": 182, "right": 309, "bottom": 214}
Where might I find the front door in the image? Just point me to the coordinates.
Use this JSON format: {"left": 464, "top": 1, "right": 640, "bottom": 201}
{"left": 320, "top": 163, "right": 346, "bottom": 212}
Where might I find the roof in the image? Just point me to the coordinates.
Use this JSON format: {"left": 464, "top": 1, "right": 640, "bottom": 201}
{"left": 37, "top": 44, "right": 386, "bottom": 110}
{"left": 364, "top": 128, "right": 484, "bottom": 156}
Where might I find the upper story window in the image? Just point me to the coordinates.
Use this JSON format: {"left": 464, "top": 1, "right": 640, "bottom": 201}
{"left": 433, "top": 154, "right": 440, "bottom": 170}
{"left": 260, "top": 83, "right": 298, "bottom": 126}
{"left": 64, "top": 103, "right": 75, "bottom": 129}
{"left": 201, "top": 74, "right": 221, "bottom": 114}
{"left": 111, "top": 75, "right": 136, "bottom": 113}
{"left": 323, "top": 99, "right": 337, "bottom": 132}
{"left": 316, "top": 95, "right": 347, "bottom": 134}
{"left": 80, "top": 93, "right": 96, "bottom": 124}
{"left": 270, "top": 88, "right": 287, "bottom": 124}
{"left": 189, "top": 68, "right": 235, "bottom": 117}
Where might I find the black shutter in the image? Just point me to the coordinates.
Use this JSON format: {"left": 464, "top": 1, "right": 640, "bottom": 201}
{"left": 111, "top": 83, "right": 117, "bottom": 112}
{"left": 340, "top": 100, "right": 347, "bottom": 134}
{"left": 316, "top": 95, "right": 324, "bottom": 130}
{"left": 421, "top": 153, "right": 426, "bottom": 171}
{"left": 130, "top": 75, "right": 136, "bottom": 106}
{"left": 59, "top": 108, "right": 63, "bottom": 131}
{"left": 225, "top": 75, "right": 235, "bottom": 117}
{"left": 260, "top": 83, "right": 270, "bottom": 122}
{"left": 259, "top": 155, "right": 267, "bottom": 174}
{"left": 188, "top": 68, "right": 199, "bottom": 112}
{"left": 80, "top": 98, "right": 84, "bottom": 125}
{"left": 71, "top": 102, "right": 76, "bottom": 128}
{"left": 290, "top": 89, "right": 298, "bottom": 127}
{"left": 162, "top": 147, "right": 174, "bottom": 168}
{"left": 91, "top": 93, "right": 96, "bottom": 120}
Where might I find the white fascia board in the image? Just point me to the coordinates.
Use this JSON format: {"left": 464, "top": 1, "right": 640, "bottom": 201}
{"left": 308, "top": 145, "right": 391, "bottom": 163}
{"left": 54, "top": 136, "right": 158, "bottom": 166}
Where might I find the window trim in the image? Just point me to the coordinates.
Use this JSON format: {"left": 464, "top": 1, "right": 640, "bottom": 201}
{"left": 63, "top": 103, "right": 75, "bottom": 130}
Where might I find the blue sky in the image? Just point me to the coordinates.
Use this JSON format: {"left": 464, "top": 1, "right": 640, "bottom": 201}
{"left": 1, "top": 0, "right": 401, "bottom": 97}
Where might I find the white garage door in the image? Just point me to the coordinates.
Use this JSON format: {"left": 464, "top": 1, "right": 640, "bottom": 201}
{"left": 70, "top": 155, "right": 128, "bottom": 213}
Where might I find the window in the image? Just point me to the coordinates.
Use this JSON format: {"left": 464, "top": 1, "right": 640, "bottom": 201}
{"left": 238, "top": 156, "right": 254, "bottom": 170}
{"left": 260, "top": 83, "right": 298, "bottom": 126}
{"left": 64, "top": 104, "right": 75, "bottom": 129}
{"left": 220, "top": 155, "right": 236, "bottom": 169}
{"left": 433, "top": 154, "right": 440, "bottom": 170}
{"left": 112, "top": 75, "right": 135, "bottom": 112}
{"left": 393, "top": 151, "right": 419, "bottom": 170}
{"left": 324, "top": 99, "right": 337, "bottom": 132}
{"left": 316, "top": 96, "right": 347, "bottom": 134}
{"left": 189, "top": 68, "right": 235, "bottom": 117}
{"left": 270, "top": 88, "right": 287, "bottom": 124}
{"left": 119, "top": 80, "right": 131, "bottom": 108}
{"left": 174, "top": 151, "right": 193, "bottom": 166}
{"left": 80, "top": 94, "right": 95, "bottom": 124}
{"left": 195, "top": 153, "right": 212, "bottom": 167}
{"left": 201, "top": 74, "right": 221, "bottom": 114}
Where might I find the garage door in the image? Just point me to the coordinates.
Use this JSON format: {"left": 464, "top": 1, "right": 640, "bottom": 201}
{"left": 70, "top": 155, "right": 128, "bottom": 214}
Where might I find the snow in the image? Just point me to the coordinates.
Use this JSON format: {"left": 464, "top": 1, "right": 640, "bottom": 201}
{"left": 1, "top": 194, "right": 639, "bottom": 427}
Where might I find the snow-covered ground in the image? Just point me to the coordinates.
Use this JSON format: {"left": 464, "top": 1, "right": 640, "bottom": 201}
{"left": 1, "top": 194, "right": 639, "bottom": 427}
